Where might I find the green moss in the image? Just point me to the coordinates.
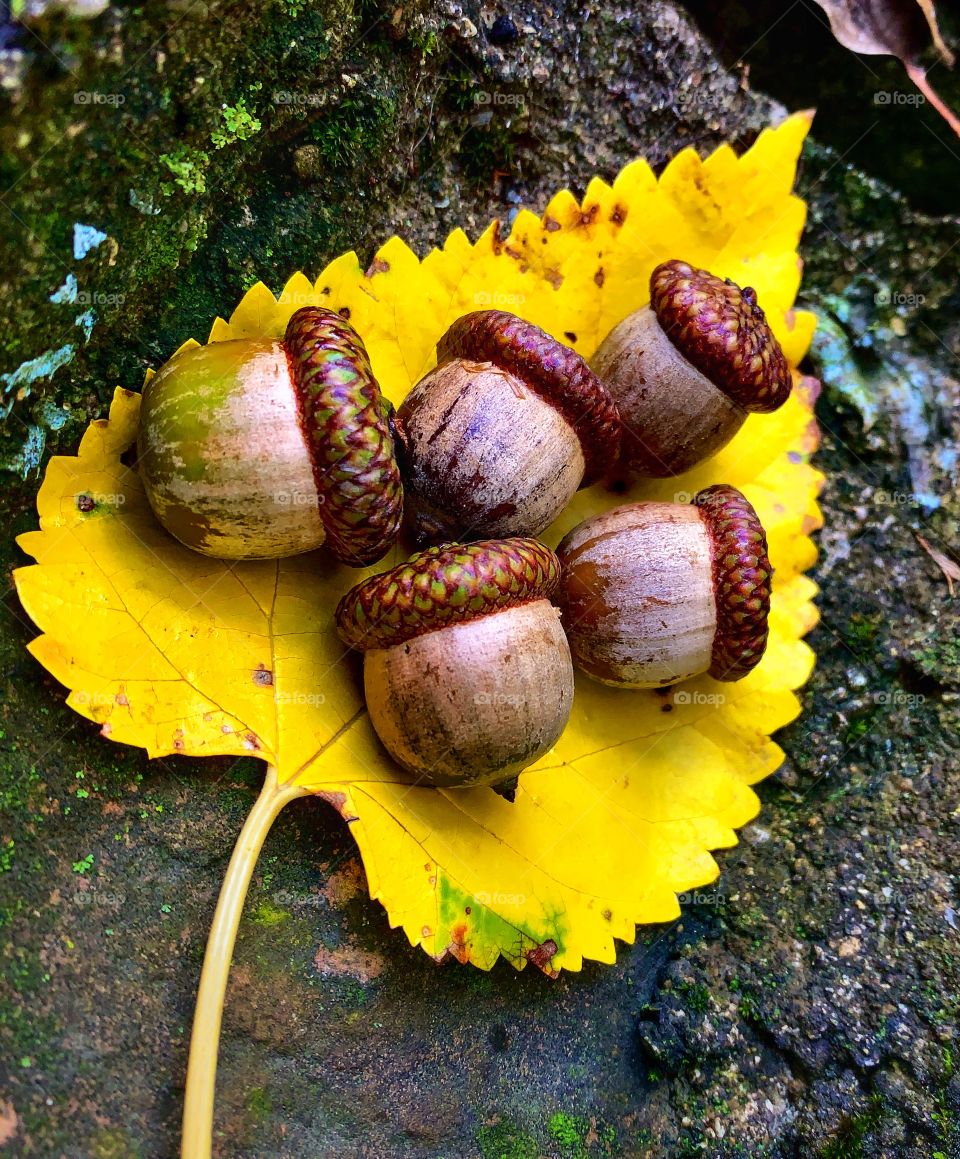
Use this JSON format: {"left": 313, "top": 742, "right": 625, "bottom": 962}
{"left": 933, "top": 1047, "right": 958, "bottom": 1155}
{"left": 476, "top": 1119, "right": 538, "bottom": 1159}
{"left": 843, "top": 708, "right": 880, "bottom": 746}
{"left": 159, "top": 146, "right": 211, "bottom": 196}
{"left": 250, "top": 900, "right": 290, "bottom": 927}
{"left": 245, "top": 1085, "right": 273, "bottom": 1123}
{"left": 310, "top": 92, "right": 399, "bottom": 168}
{"left": 817, "top": 1094, "right": 884, "bottom": 1159}
{"left": 843, "top": 614, "right": 882, "bottom": 655}
{"left": 90, "top": 1128, "right": 143, "bottom": 1159}
{"left": 676, "top": 980, "right": 711, "bottom": 1013}
{"left": 548, "top": 1111, "right": 591, "bottom": 1156}
{"left": 211, "top": 100, "right": 262, "bottom": 150}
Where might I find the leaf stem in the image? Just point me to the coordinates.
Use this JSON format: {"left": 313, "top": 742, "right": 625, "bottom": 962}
{"left": 181, "top": 766, "right": 306, "bottom": 1159}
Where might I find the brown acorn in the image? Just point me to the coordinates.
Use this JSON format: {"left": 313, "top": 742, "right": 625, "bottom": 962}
{"left": 336, "top": 538, "right": 574, "bottom": 787}
{"left": 555, "top": 484, "right": 772, "bottom": 688}
{"left": 591, "top": 260, "right": 792, "bottom": 478}
{"left": 393, "top": 310, "right": 621, "bottom": 544}
{"left": 137, "top": 307, "right": 403, "bottom": 564}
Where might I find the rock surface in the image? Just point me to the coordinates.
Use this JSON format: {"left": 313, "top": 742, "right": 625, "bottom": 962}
{"left": 1, "top": 2, "right": 958, "bottom": 1157}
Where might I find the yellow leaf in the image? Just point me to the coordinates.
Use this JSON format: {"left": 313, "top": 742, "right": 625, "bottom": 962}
{"left": 14, "top": 113, "right": 822, "bottom": 973}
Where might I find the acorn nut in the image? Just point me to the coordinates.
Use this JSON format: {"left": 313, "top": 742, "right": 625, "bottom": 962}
{"left": 555, "top": 484, "right": 772, "bottom": 688}
{"left": 137, "top": 306, "right": 403, "bottom": 564}
{"left": 393, "top": 310, "right": 621, "bottom": 544}
{"left": 336, "top": 538, "right": 574, "bottom": 787}
{"left": 592, "top": 260, "right": 792, "bottom": 478}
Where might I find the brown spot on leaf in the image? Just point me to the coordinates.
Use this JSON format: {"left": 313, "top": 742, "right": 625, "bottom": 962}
{"left": 579, "top": 204, "right": 599, "bottom": 226}
{"left": 544, "top": 269, "right": 564, "bottom": 290}
{"left": 564, "top": 331, "right": 577, "bottom": 344}
{"left": 610, "top": 204, "right": 627, "bottom": 225}
{"left": 491, "top": 220, "right": 504, "bottom": 255}
{"left": 365, "top": 256, "right": 390, "bottom": 277}
{"left": 543, "top": 215, "right": 561, "bottom": 232}
{"left": 594, "top": 267, "right": 605, "bottom": 288}
{"left": 526, "top": 939, "right": 558, "bottom": 973}
{"left": 602, "top": 908, "right": 612, "bottom": 921}
{"left": 115, "top": 692, "right": 129, "bottom": 706}
{"left": 338, "top": 306, "right": 351, "bottom": 320}
{"left": 252, "top": 664, "right": 273, "bottom": 687}
{"left": 316, "top": 789, "right": 348, "bottom": 813}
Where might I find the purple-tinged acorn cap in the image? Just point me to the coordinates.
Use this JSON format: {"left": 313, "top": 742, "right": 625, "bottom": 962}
{"left": 650, "top": 261, "right": 791, "bottom": 413}
{"left": 335, "top": 537, "right": 560, "bottom": 651}
{"left": 284, "top": 307, "right": 403, "bottom": 567}
{"left": 694, "top": 484, "right": 772, "bottom": 681}
{"left": 437, "top": 310, "right": 621, "bottom": 486}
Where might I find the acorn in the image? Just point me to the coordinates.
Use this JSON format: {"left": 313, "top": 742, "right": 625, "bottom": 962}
{"left": 336, "top": 538, "right": 574, "bottom": 787}
{"left": 555, "top": 484, "right": 772, "bottom": 688}
{"left": 591, "top": 260, "right": 792, "bottom": 478}
{"left": 136, "top": 307, "right": 403, "bottom": 564}
{"left": 393, "top": 310, "right": 621, "bottom": 544}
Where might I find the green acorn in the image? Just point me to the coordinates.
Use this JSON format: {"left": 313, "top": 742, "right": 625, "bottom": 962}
{"left": 137, "top": 307, "right": 403, "bottom": 564}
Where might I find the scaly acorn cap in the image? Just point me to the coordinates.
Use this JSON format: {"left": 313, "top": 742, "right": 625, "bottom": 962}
{"left": 650, "top": 260, "right": 791, "bottom": 413}
{"left": 695, "top": 484, "right": 773, "bottom": 681}
{"left": 436, "top": 311, "right": 621, "bottom": 486}
{"left": 284, "top": 307, "right": 404, "bottom": 567}
{"left": 335, "top": 537, "right": 560, "bottom": 651}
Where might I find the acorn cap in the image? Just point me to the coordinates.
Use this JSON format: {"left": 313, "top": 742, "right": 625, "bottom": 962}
{"left": 437, "top": 310, "right": 621, "bottom": 486}
{"left": 335, "top": 537, "right": 560, "bottom": 651}
{"left": 650, "top": 260, "right": 791, "bottom": 413}
{"left": 284, "top": 307, "right": 403, "bottom": 566}
{"left": 694, "top": 484, "right": 772, "bottom": 681}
